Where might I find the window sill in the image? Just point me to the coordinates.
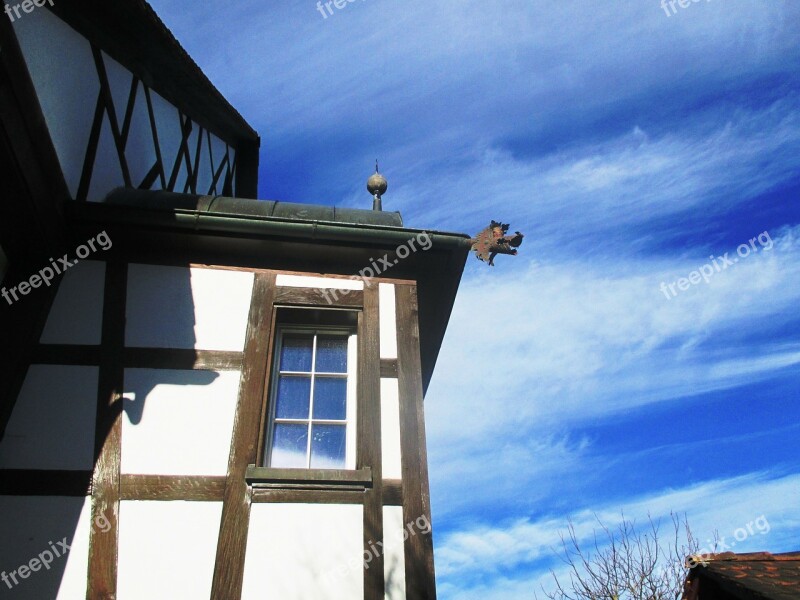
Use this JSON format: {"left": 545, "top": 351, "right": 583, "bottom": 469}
{"left": 245, "top": 465, "right": 372, "bottom": 490}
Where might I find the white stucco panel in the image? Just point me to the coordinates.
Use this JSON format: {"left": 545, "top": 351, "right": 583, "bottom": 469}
{"left": 0, "top": 496, "right": 91, "bottom": 600}
{"left": 126, "top": 264, "right": 253, "bottom": 350}
{"left": 121, "top": 369, "right": 239, "bottom": 476}
{"left": 40, "top": 260, "right": 105, "bottom": 345}
{"left": 379, "top": 283, "right": 398, "bottom": 359}
{"left": 11, "top": 7, "right": 99, "bottom": 198}
{"left": 383, "top": 506, "right": 407, "bottom": 600}
{"left": 381, "top": 378, "right": 403, "bottom": 480}
{"left": 117, "top": 501, "right": 222, "bottom": 600}
{"left": 0, "top": 365, "right": 98, "bottom": 471}
{"left": 242, "top": 503, "right": 364, "bottom": 600}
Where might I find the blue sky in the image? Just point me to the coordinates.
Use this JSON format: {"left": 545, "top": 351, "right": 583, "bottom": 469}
{"left": 147, "top": 1, "right": 800, "bottom": 597}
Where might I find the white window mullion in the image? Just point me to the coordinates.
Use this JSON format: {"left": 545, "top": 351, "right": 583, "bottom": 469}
{"left": 346, "top": 333, "right": 357, "bottom": 469}
{"left": 306, "top": 333, "right": 318, "bottom": 468}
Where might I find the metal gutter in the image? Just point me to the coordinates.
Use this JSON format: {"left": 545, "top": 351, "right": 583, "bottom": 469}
{"left": 77, "top": 194, "right": 473, "bottom": 251}
{"left": 160, "top": 209, "right": 472, "bottom": 249}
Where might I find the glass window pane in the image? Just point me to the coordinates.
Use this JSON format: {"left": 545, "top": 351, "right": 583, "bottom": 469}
{"left": 312, "top": 377, "right": 347, "bottom": 420}
{"left": 315, "top": 336, "right": 348, "bottom": 373}
{"left": 310, "top": 425, "right": 346, "bottom": 469}
{"left": 271, "top": 424, "right": 308, "bottom": 468}
{"left": 275, "top": 376, "right": 311, "bottom": 419}
{"left": 280, "top": 335, "right": 313, "bottom": 372}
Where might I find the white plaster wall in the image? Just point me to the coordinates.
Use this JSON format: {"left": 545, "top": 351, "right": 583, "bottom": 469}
{"left": 11, "top": 10, "right": 229, "bottom": 201}
{"left": 110, "top": 67, "right": 156, "bottom": 189}
{"left": 11, "top": 8, "right": 99, "bottom": 198}
{"left": 0, "top": 366, "right": 98, "bottom": 470}
{"left": 242, "top": 504, "right": 363, "bottom": 600}
{"left": 0, "top": 496, "right": 91, "bottom": 600}
{"left": 148, "top": 89, "right": 184, "bottom": 194}
{"left": 40, "top": 260, "right": 105, "bottom": 345}
{"left": 381, "top": 379, "right": 403, "bottom": 480}
{"left": 276, "top": 274, "right": 364, "bottom": 290}
{"left": 126, "top": 265, "right": 253, "bottom": 350}
{"left": 379, "top": 283, "right": 398, "bottom": 359}
{"left": 117, "top": 501, "right": 222, "bottom": 600}
{"left": 383, "top": 506, "right": 407, "bottom": 600}
{"left": 121, "top": 369, "right": 239, "bottom": 475}
{"left": 85, "top": 56, "right": 126, "bottom": 202}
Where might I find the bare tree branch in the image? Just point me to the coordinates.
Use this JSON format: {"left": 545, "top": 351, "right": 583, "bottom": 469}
{"left": 537, "top": 513, "right": 699, "bottom": 600}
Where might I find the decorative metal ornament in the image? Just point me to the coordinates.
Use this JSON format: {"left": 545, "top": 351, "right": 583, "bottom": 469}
{"left": 367, "top": 160, "right": 388, "bottom": 211}
{"left": 470, "top": 220, "right": 524, "bottom": 266}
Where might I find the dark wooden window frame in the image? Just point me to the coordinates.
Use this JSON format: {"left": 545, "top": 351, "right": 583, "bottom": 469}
{"left": 260, "top": 324, "right": 358, "bottom": 472}
{"left": 211, "top": 279, "right": 382, "bottom": 599}
{"left": 245, "top": 465, "right": 372, "bottom": 489}
{"left": 246, "top": 282, "right": 387, "bottom": 599}
{"left": 252, "top": 288, "right": 368, "bottom": 489}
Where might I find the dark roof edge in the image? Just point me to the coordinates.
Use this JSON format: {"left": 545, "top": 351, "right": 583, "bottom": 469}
{"left": 691, "top": 552, "right": 800, "bottom": 563}
{"left": 73, "top": 201, "right": 473, "bottom": 251}
{"left": 99, "top": 189, "right": 472, "bottom": 246}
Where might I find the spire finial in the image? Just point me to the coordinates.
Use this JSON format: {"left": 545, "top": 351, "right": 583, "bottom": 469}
{"left": 367, "top": 161, "right": 388, "bottom": 211}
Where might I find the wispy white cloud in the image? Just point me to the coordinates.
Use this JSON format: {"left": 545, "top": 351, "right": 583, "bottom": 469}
{"left": 172, "top": 1, "right": 800, "bottom": 131}
{"left": 436, "top": 472, "right": 800, "bottom": 600}
{"left": 426, "top": 226, "right": 800, "bottom": 520}
{"left": 148, "top": 0, "right": 800, "bottom": 209}
{"left": 394, "top": 97, "right": 800, "bottom": 244}
{"left": 428, "top": 225, "right": 800, "bottom": 441}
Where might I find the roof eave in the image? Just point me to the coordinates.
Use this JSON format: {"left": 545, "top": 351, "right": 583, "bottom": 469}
{"left": 66, "top": 200, "right": 471, "bottom": 393}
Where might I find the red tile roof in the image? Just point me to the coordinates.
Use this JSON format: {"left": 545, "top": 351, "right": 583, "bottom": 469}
{"left": 683, "top": 552, "right": 800, "bottom": 600}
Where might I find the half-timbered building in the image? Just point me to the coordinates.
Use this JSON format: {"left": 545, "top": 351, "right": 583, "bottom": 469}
{"left": 0, "top": 2, "right": 470, "bottom": 598}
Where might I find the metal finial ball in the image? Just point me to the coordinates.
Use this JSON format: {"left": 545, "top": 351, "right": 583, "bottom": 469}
{"left": 367, "top": 171, "right": 388, "bottom": 197}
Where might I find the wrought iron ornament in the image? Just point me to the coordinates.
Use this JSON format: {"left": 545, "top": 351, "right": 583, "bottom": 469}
{"left": 470, "top": 221, "right": 524, "bottom": 266}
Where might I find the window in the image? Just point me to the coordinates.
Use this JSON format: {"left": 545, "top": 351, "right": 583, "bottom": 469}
{"left": 264, "top": 327, "right": 357, "bottom": 469}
